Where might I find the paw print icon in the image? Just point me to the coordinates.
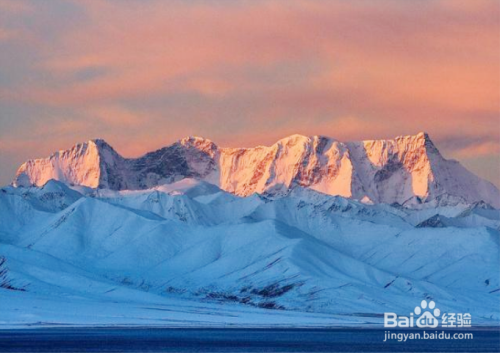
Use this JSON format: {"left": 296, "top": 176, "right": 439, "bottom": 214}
{"left": 415, "top": 300, "right": 440, "bottom": 328}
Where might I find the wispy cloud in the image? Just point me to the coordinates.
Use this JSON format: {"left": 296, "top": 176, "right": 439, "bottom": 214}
{"left": 0, "top": 0, "right": 33, "bottom": 14}
{"left": 0, "top": 0, "right": 498, "bottom": 186}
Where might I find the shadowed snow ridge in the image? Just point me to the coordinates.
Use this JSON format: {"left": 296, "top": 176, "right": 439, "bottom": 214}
{"left": 0, "top": 178, "right": 499, "bottom": 327}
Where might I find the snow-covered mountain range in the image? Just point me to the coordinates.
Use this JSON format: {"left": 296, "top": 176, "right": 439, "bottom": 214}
{"left": 13, "top": 133, "right": 500, "bottom": 207}
{"left": 1, "top": 134, "right": 499, "bottom": 328}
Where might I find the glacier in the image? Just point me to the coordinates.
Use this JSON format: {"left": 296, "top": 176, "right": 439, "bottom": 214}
{"left": 1, "top": 134, "right": 499, "bottom": 328}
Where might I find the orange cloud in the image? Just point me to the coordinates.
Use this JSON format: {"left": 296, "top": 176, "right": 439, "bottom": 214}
{"left": 0, "top": 0, "right": 499, "bottom": 186}
{"left": 0, "top": 0, "right": 32, "bottom": 13}
{"left": 0, "top": 28, "right": 13, "bottom": 41}
{"left": 451, "top": 141, "right": 500, "bottom": 159}
{"left": 17, "top": 0, "right": 496, "bottom": 113}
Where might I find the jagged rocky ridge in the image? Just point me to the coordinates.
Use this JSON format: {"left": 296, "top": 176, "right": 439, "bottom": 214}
{"left": 13, "top": 133, "right": 500, "bottom": 208}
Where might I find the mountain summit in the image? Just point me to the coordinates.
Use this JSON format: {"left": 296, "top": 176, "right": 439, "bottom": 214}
{"left": 13, "top": 133, "right": 500, "bottom": 207}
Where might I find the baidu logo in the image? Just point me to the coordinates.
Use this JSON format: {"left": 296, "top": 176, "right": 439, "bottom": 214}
{"left": 384, "top": 300, "right": 471, "bottom": 328}
{"left": 414, "top": 300, "right": 440, "bottom": 328}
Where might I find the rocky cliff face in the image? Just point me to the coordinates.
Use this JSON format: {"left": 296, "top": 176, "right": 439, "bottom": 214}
{"left": 14, "top": 139, "right": 108, "bottom": 189}
{"left": 13, "top": 133, "right": 500, "bottom": 207}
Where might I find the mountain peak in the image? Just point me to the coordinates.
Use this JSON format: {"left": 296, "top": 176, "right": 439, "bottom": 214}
{"left": 415, "top": 131, "right": 429, "bottom": 139}
{"left": 178, "top": 136, "right": 217, "bottom": 155}
{"left": 415, "top": 131, "right": 438, "bottom": 152}
{"left": 388, "top": 132, "right": 439, "bottom": 155}
{"left": 277, "top": 133, "right": 310, "bottom": 142}
{"left": 11, "top": 133, "right": 500, "bottom": 208}
{"left": 393, "top": 131, "right": 431, "bottom": 143}
{"left": 88, "top": 138, "right": 110, "bottom": 146}
{"left": 179, "top": 136, "right": 214, "bottom": 145}
{"left": 273, "top": 134, "right": 337, "bottom": 149}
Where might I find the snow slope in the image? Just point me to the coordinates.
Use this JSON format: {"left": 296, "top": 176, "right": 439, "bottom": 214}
{"left": 0, "top": 180, "right": 498, "bottom": 327}
{"left": 13, "top": 133, "right": 500, "bottom": 207}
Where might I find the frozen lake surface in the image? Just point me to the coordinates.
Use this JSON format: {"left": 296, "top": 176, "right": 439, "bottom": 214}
{"left": 0, "top": 328, "right": 498, "bottom": 352}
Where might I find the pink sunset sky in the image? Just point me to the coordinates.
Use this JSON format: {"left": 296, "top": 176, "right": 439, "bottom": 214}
{"left": 0, "top": 0, "right": 499, "bottom": 186}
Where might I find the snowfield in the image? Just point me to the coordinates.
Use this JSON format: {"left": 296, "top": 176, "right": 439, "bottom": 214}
{"left": 0, "top": 177, "right": 499, "bottom": 328}
{"left": 1, "top": 134, "right": 499, "bottom": 328}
